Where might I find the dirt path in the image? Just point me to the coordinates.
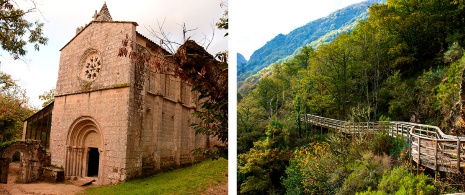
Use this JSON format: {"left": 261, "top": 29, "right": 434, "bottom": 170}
{"left": 0, "top": 163, "right": 227, "bottom": 195}
{"left": 0, "top": 162, "right": 86, "bottom": 195}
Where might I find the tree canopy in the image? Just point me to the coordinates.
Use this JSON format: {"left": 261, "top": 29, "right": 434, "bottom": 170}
{"left": 0, "top": 0, "right": 48, "bottom": 60}
{"left": 0, "top": 71, "right": 34, "bottom": 142}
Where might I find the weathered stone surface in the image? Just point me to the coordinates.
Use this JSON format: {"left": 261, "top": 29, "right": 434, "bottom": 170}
{"left": 43, "top": 3, "right": 215, "bottom": 186}
{"left": 0, "top": 140, "right": 49, "bottom": 184}
{"left": 42, "top": 166, "right": 64, "bottom": 183}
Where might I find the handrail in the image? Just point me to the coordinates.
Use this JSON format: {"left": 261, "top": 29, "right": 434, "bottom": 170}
{"left": 305, "top": 114, "right": 465, "bottom": 174}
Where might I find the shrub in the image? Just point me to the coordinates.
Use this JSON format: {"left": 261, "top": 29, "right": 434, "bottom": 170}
{"left": 444, "top": 42, "right": 463, "bottom": 63}
{"left": 282, "top": 142, "right": 342, "bottom": 195}
{"left": 338, "top": 152, "right": 391, "bottom": 195}
{"left": 358, "top": 167, "right": 436, "bottom": 195}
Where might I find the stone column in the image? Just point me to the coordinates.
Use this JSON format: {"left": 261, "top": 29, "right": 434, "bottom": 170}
{"left": 65, "top": 146, "right": 70, "bottom": 176}
{"left": 77, "top": 147, "right": 83, "bottom": 177}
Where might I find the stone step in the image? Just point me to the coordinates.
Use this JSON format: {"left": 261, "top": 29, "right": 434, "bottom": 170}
{"left": 73, "top": 177, "right": 95, "bottom": 186}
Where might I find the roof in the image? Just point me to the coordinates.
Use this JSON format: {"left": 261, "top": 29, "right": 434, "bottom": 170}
{"left": 60, "top": 21, "right": 138, "bottom": 51}
{"left": 136, "top": 31, "right": 171, "bottom": 55}
{"left": 60, "top": 2, "right": 138, "bottom": 51}
{"left": 23, "top": 101, "right": 54, "bottom": 122}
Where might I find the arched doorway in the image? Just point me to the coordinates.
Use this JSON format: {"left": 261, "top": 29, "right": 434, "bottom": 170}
{"left": 0, "top": 141, "right": 43, "bottom": 183}
{"left": 7, "top": 151, "right": 21, "bottom": 183}
{"left": 66, "top": 117, "right": 103, "bottom": 179}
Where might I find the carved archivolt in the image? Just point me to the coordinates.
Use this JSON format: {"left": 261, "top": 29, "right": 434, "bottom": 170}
{"left": 65, "top": 116, "right": 103, "bottom": 178}
{"left": 67, "top": 116, "right": 103, "bottom": 147}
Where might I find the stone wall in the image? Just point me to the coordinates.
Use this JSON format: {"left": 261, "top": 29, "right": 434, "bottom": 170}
{"left": 51, "top": 21, "right": 138, "bottom": 185}
{"left": 51, "top": 88, "right": 130, "bottom": 184}
{"left": 0, "top": 140, "right": 48, "bottom": 184}
{"left": 123, "top": 37, "right": 209, "bottom": 178}
{"left": 49, "top": 19, "right": 213, "bottom": 185}
{"left": 55, "top": 21, "right": 136, "bottom": 96}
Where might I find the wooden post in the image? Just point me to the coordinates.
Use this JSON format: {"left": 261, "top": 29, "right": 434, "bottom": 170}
{"left": 417, "top": 136, "right": 421, "bottom": 174}
{"left": 409, "top": 132, "right": 412, "bottom": 173}
{"left": 457, "top": 139, "right": 461, "bottom": 173}
{"left": 400, "top": 124, "right": 402, "bottom": 137}
{"left": 434, "top": 139, "right": 438, "bottom": 181}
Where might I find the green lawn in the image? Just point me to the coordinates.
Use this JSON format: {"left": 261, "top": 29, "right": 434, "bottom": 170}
{"left": 87, "top": 158, "right": 227, "bottom": 195}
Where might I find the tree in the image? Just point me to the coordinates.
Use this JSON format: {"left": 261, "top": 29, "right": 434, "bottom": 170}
{"left": 0, "top": 0, "right": 48, "bottom": 60}
{"left": 308, "top": 34, "right": 357, "bottom": 119}
{"left": 0, "top": 71, "right": 34, "bottom": 142}
{"left": 238, "top": 123, "right": 290, "bottom": 194}
{"left": 237, "top": 90, "right": 268, "bottom": 154}
{"left": 38, "top": 88, "right": 54, "bottom": 108}
{"left": 216, "top": 0, "right": 228, "bottom": 37}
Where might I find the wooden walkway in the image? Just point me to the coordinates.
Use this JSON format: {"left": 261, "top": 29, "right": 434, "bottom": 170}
{"left": 305, "top": 114, "right": 465, "bottom": 174}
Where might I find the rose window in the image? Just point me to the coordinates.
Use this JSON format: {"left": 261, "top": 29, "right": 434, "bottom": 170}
{"left": 83, "top": 54, "right": 101, "bottom": 81}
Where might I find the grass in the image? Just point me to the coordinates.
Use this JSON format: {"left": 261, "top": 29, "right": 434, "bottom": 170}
{"left": 86, "top": 158, "right": 227, "bottom": 195}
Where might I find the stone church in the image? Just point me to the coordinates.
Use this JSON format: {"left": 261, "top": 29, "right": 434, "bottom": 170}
{"left": 7, "top": 3, "right": 214, "bottom": 185}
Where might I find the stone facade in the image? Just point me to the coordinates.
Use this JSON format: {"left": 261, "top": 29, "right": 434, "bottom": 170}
{"left": 45, "top": 3, "right": 210, "bottom": 185}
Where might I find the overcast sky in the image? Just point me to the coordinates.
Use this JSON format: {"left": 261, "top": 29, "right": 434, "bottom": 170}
{"left": 1, "top": 0, "right": 227, "bottom": 108}
{"left": 231, "top": 0, "right": 365, "bottom": 60}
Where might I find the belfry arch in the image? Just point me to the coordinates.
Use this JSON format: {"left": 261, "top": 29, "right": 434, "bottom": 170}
{"left": 65, "top": 116, "right": 104, "bottom": 179}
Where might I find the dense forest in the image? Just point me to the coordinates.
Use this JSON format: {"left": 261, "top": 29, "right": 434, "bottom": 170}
{"left": 237, "top": 0, "right": 465, "bottom": 194}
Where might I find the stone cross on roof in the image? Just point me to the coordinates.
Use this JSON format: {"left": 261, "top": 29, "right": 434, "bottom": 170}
{"left": 92, "top": 2, "right": 113, "bottom": 22}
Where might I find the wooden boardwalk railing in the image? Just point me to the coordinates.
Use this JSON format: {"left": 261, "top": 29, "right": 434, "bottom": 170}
{"left": 306, "top": 114, "right": 465, "bottom": 175}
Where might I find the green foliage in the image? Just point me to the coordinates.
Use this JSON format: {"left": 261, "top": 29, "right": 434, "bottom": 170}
{"left": 358, "top": 167, "right": 436, "bottom": 195}
{"left": 0, "top": 0, "right": 48, "bottom": 60}
{"left": 38, "top": 88, "right": 55, "bottom": 108}
{"left": 338, "top": 152, "right": 391, "bottom": 195}
{"left": 238, "top": 124, "right": 290, "bottom": 194}
{"left": 369, "top": 131, "right": 392, "bottom": 155}
{"left": 237, "top": 91, "right": 268, "bottom": 154}
{"left": 87, "top": 158, "right": 227, "bottom": 195}
{"left": 216, "top": 1, "right": 228, "bottom": 37}
{"left": 0, "top": 71, "right": 34, "bottom": 142}
{"left": 444, "top": 42, "right": 463, "bottom": 63}
{"left": 282, "top": 142, "right": 341, "bottom": 195}
{"left": 281, "top": 157, "right": 304, "bottom": 195}
{"left": 434, "top": 54, "right": 465, "bottom": 132}
{"left": 238, "top": 0, "right": 465, "bottom": 192}
{"left": 238, "top": 0, "right": 377, "bottom": 88}
{"left": 0, "top": 139, "right": 17, "bottom": 152}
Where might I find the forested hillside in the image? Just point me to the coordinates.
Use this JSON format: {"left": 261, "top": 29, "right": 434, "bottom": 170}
{"left": 237, "top": 0, "right": 385, "bottom": 91}
{"left": 237, "top": 53, "right": 247, "bottom": 66}
{"left": 237, "top": 0, "right": 465, "bottom": 194}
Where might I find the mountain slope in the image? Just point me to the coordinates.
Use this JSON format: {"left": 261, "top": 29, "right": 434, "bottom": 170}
{"left": 237, "top": 53, "right": 247, "bottom": 69}
{"left": 238, "top": 0, "right": 385, "bottom": 89}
